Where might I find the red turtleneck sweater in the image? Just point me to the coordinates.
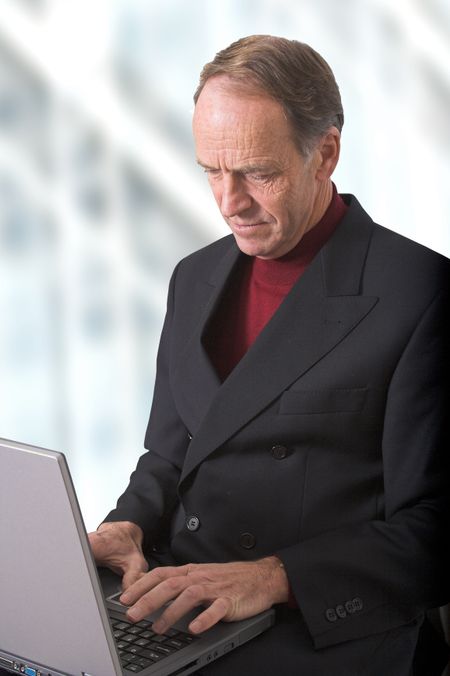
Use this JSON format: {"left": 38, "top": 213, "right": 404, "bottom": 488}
{"left": 206, "top": 187, "right": 348, "bottom": 381}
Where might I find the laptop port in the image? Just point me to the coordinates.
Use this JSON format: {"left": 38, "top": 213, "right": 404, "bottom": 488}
{"left": 0, "top": 657, "right": 13, "bottom": 668}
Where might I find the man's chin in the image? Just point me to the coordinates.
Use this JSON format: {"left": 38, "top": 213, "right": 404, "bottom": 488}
{"left": 232, "top": 232, "right": 286, "bottom": 259}
{"left": 233, "top": 236, "right": 268, "bottom": 258}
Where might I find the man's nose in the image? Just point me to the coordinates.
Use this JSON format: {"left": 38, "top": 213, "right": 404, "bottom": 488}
{"left": 220, "top": 174, "right": 252, "bottom": 218}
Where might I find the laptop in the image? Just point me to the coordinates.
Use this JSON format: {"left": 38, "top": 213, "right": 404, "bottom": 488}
{"left": 0, "top": 438, "right": 275, "bottom": 676}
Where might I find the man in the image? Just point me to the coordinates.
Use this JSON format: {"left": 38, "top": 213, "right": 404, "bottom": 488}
{"left": 89, "top": 36, "right": 449, "bottom": 675}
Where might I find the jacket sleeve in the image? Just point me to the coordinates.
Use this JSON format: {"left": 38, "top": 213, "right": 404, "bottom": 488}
{"left": 103, "top": 264, "right": 188, "bottom": 543}
{"left": 276, "top": 288, "right": 450, "bottom": 649}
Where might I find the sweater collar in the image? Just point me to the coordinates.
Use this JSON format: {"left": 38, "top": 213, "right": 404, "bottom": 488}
{"left": 252, "top": 184, "right": 348, "bottom": 286}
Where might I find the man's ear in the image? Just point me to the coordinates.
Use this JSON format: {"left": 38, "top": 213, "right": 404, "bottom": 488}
{"left": 315, "top": 127, "right": 341, "bottom": 180}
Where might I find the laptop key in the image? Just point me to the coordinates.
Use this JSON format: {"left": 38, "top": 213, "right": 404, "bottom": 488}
{"left": 164, "top": 628, "right": 180, "bottom": 637}
{"left": 123, "top": 653, "right": 139, "bottom": 662}
{"left": 139, "top": 649, "right": 164, "bottom": 661}
{"left": 125, "top": 664, "right": 144, "bottom": 672}
{"left": 137, "top": 658, "right": 154, "bottom": 667}
{"left": 151, "top": 644, "right": 175, "bottom": 656}
{"left": 150, "top": 634, "right": 167, "bottom": 643}
{"left": 114, "top": 621, "right": 130, "bottom": 631}
{"left": 139, "top": 629, "right": 155, "bottom": 639}
{"left": 179, "top": 634, "right": 195, "bottom": 643}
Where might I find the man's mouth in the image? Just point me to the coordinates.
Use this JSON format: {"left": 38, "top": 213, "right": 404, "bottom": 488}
{"left": 231, "top": 221, "right": 269, "bottom": 230}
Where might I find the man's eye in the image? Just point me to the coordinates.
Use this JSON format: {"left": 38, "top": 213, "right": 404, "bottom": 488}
{"left": 249, "top": 173, "right": 271, "bottom": 183}
{"left": 204, "top": 168, "right": 221, "bottom": 178}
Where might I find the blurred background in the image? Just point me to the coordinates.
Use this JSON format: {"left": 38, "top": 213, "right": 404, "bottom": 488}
{"left": 0, "top": 0, "right": 448, "bottom": 530}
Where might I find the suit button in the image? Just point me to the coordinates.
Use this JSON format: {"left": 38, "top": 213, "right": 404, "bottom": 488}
{"left": 186, "top": 516, "right": 200, "bottom": 532}
{"left": 352, "top": 597, "right": 363, "bottom": 611}
{"left": 325, "top": 608, "right": 337, "bottom": 622}
{"left": 239, "top": 532, "right": 256, "bottom": 549}
{"left": 336, "top": 604, "right": 347, "bottom": 619}
{"left": 271, "top": 444, "right": 288, "bottom": 460}
{"left": 345, "top": 600, "right": 356, "bottom": 614}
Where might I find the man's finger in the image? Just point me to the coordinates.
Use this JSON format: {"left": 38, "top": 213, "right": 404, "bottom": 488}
{"left": 151, "top": 588, "right": 231, "bottom": 635}
{"left": 150, "top": 582, "right": 212, "bottom": 633}
{"left": 125, "top": 574, "right": 192, "bottom": 623}
{"left": 122, "top": 561, "right": 149, "bottom": 590}
{"left": 188, "top": 596, "right": 231, "bottom": 634}
{"left": 120, "top": 564, "right": 190, "bottom": 605}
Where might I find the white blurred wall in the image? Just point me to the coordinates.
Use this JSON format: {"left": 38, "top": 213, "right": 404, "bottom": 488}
{"left": 0, "top": 0, "right": 448, "bottom": 530}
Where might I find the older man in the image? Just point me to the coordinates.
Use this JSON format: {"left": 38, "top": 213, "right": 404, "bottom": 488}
{"left": 89, "top": 36, "right": 449, "bottom": 675}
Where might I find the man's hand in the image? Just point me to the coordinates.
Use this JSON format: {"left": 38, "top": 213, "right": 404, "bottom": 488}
{"left": 119, "top": 556, "right": 289, "bottom": 634}
{"left": 88, "top": 521, "right": 149, "bottom": 590}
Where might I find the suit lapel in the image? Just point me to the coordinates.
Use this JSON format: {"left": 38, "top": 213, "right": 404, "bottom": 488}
{"left": 172, "top": 242, "right": 241, "bottom": 435}
{"left": 177, "top": 196, "right": 379, "bottom": 485}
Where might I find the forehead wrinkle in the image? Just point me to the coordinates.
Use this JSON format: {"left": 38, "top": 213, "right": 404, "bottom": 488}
{"left": 197, "top": 140, "right": 291, "bottom": 174}
{"left": 197, "top": 150, "right": 286, "bottom": 174}
{"left": 195, "top": 125, "right": 291, "bottom": 172}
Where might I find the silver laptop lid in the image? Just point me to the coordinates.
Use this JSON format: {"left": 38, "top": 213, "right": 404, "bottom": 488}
{"left": 0, "top": 438, "right": 121, "bottom": 676}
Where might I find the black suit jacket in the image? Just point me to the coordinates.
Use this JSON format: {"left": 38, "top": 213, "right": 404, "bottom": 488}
{"left": 106, "top": 196, "right": 449, "bottom": 675}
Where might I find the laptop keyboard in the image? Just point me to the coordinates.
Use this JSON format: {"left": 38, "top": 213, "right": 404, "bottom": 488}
{"left": 111, "top": 617, "right": 198, "bottom": 673}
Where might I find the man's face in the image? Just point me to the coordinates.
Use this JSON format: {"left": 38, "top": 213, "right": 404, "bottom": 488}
{"left": 193, "top": 76, "right": 328, "bottom": 259}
